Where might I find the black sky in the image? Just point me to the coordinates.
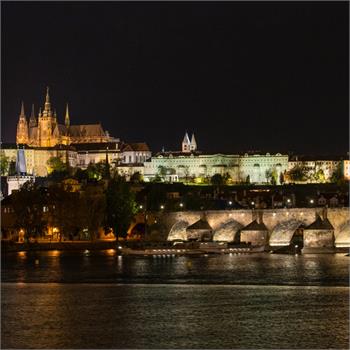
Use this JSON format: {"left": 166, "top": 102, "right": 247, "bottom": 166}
{"left": 2, "top": 1, "right": 349, "bottom": 154}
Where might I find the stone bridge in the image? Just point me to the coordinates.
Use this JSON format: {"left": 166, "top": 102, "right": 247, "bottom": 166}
{"left": 151, "top": 208, "right": 350, "bottom": 247}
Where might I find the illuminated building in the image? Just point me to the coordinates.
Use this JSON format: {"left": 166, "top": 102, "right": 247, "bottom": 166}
{"left": 343, "top": 160, "right": 350, "bottom": 180}
{"left": 7, "top": 148, "right": 35, "bottom": 195}
{"left": 16, "top": 88, "right": 114, "bottom": 147}
{"left": 144, "top": 132, "right": 288, "bottom": 184}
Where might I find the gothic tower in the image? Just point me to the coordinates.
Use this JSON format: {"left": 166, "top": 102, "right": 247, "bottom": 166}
{"left": 29, "top": 104, "right": 37, "bottom": 129}
{"left": 190, "top": 133, "right": 197, "bottom": 151}
{"left": 182, "top": 132, "right": 191, "bottom": 153}
{"left": 38, "top": 87, "right": 56, "bottom": 147}
{"left": 16, "top": 102, "right": 29, "bottom": 144}
{"left": 65, "top": 103, "right": 70, "bottom": 128}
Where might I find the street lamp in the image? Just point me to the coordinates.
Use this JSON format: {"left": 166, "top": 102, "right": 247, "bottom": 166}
{"left": 139, "top": 205, "right": 143, "bottom": 210}
{"left": 160, "top": 205, "right": 164, "bottom": 210}
{"left": 179, "top": 203, "right": 184, "bottom": 208}
{"left": 228, "top": 201, "right": 232, "bottom": 205}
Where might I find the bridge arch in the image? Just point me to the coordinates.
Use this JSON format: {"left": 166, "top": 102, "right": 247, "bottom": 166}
{"left": 167, "top": 220, "right": 190, "bottom": 241}
{"left": 213, "top": 220, "right": 243, "bottom": 242}
{"left": 335, "top": 220, "right": 350, "bottom": 247}
{"left": 269, "top": 219, "right": 305, "bottom": 246}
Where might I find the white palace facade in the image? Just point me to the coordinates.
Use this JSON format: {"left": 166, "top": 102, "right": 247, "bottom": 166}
{"left": 143, "top": 132, "right": 289, "bottom": 184}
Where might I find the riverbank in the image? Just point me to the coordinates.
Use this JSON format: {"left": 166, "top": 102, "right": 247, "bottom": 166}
{"left": 2, "top": 240, "right": 349, "bottom": 254}
{"left": 1, "top": 240, "right": 118, "bottom": 253}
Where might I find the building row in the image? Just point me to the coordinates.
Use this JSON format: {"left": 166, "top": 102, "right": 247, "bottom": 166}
{"left": 1, "top": 88, "right": 349, "bottom": 186}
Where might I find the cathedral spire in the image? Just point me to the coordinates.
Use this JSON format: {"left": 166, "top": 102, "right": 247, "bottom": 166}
{"left": 16, "top": 101, "right": 29, "bottom": 144}
{"left": 44, "top": 86, "right": 51, "bottom": 113}
{"left": 182, "top": 131, "right": 191, "bottom": 153}
{"left": 29, "top": 104, "right": 37, "bottom": 128}
{"left": 20, "top": 101, "right": 25, "bottom": 118}
{"left": 31, "top": 104, "right": 35, "bottom": 118}
{"left": 190, "top": 133, "right": 197, "bottom": 151}
{"left": 65, "top": 103, "right": 70, "bottom": 128}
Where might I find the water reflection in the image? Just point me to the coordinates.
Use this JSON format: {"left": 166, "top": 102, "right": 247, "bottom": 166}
{"left": 17, "top": 251, "right": 26, "bottom": 259}
{"left": 106, "top": 248, "right": 116, "bottom": 256}
{"left": 2, "top": 251, "right": 349, "bottom": 286}
{"left": 47, "top": 250, "right": 61, "bottom": 257}
{"left": 2, "top": 283, "right": 348, "bottom": 349}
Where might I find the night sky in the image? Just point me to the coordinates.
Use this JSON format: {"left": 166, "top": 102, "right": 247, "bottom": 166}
{"left": 2, "top": 2, "right": 349, "bottom": 155}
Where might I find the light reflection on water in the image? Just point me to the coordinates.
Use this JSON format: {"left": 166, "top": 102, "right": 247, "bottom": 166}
{"left": 3, "top": 250, "right": 349, "bottom": 286}
{"left": 1, "top": 251, "right": 349, "bottom": 349}
{"left": 1, "top": 282, "right": 349, "bottom": 349}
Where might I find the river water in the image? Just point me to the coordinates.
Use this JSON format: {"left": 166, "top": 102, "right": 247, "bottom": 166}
{"left": 2, "top": 251, "right": 349, "bottom": 349}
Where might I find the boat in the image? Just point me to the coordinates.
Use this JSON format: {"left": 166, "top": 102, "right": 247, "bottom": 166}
{"left": 121, "top": 247, "right": 202, "bottom": 256}
{"left": 121, "top": 242, "right": 265, "bottom": 256}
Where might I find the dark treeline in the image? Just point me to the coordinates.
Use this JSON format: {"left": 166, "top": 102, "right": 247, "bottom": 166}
{"left": 6, "top": 174, "right": 137, "bottom": 242}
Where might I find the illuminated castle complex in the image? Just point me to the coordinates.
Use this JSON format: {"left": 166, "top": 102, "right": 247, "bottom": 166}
{"left": 16, "top": 87, "right": 111, "bottom": 147}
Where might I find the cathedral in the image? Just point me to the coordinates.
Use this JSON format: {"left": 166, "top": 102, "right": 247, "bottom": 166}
{"left": 16, "top": 87, "right": 111, "bottom": 147}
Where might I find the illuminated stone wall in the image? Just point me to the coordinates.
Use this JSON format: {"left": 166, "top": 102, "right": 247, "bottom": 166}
{"left": 155, "top": 208, "right": 350, "bottom": 247}
{"left": 240, "top": 230, "right": 269, "bottom": 246}
{"left": 303, "top": 229, "right": 334, "bottom": 248}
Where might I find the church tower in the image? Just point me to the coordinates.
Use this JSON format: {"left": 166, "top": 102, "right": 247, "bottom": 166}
{"left": 38, "top": 87, "right": 56, "bottom": 147}
{"left": 190, "top": 133, "right": 197, "bottom": 151}
{"left": 65, "top": 103, "right": 70, "bottom": 128}
{"left": 29, "top": 104, "right": 37, "bottom": 129}
{"left": 16, "top": 102, "right": 29, "bottom": 144}
{"left": 182, "top": 132, "right": 191, "bottom": 153}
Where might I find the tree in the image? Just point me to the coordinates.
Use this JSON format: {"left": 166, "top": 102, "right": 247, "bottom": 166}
{"left": 11, "top": 181, "right": 48, "bottom": 240}
{"left": 145, "top": 184, "right": 167, "bottom": 211}
{"left": 47, "top": 156, "right": 66, "bottom": 173}
{"left": 74, "top": 168, "right": 89, "bottom": 182}
{"left": 8, "top": 161, "right": 16, "bottom": 176}
{"left": 151, "top": 174, "right": 163, "bottom": 183}
{"left": 105, "top": 175, "right": 138, "bottom": 243}
{"left": 330, "top": 163, "right": 346, "bottom": 185}
{"left": 130, "top": 171, "right": 143, "bottom": 183}
{"left": 246, "top": 175, "right": 250, "bottom": 184}
{"left": 158, "top": 166, "right": 167, "bottom": 177}
{"left": 265, "top": 168, "right": 278, "bottom": 185}
{"left": 0, "top": 154, "right": 9, "bottom": 175}
{"left": 47, "top": 156, "right": 69, "bottom": 181}
{"left": 48, "top": 184, "right": 81, "bottom": 241}
{"left": 223, "top": 172, "right": 232, "bottom": 185}
{"left": 314, "top": 168, "right": 325, "bottom": 183}
{"left": 287, "top": 165, "right": 308, "bottom": 182}
{"left": 79, "top": 185, "right": 106, "bottom": 240}
{"left": 211, "top": 173, "right": 224, "bottom": 186}
{"left": 85, "top": 161, "right": 110, "bottom": 181}
{"left": 279, "top": 172, "right": 285, "bottom": 185}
